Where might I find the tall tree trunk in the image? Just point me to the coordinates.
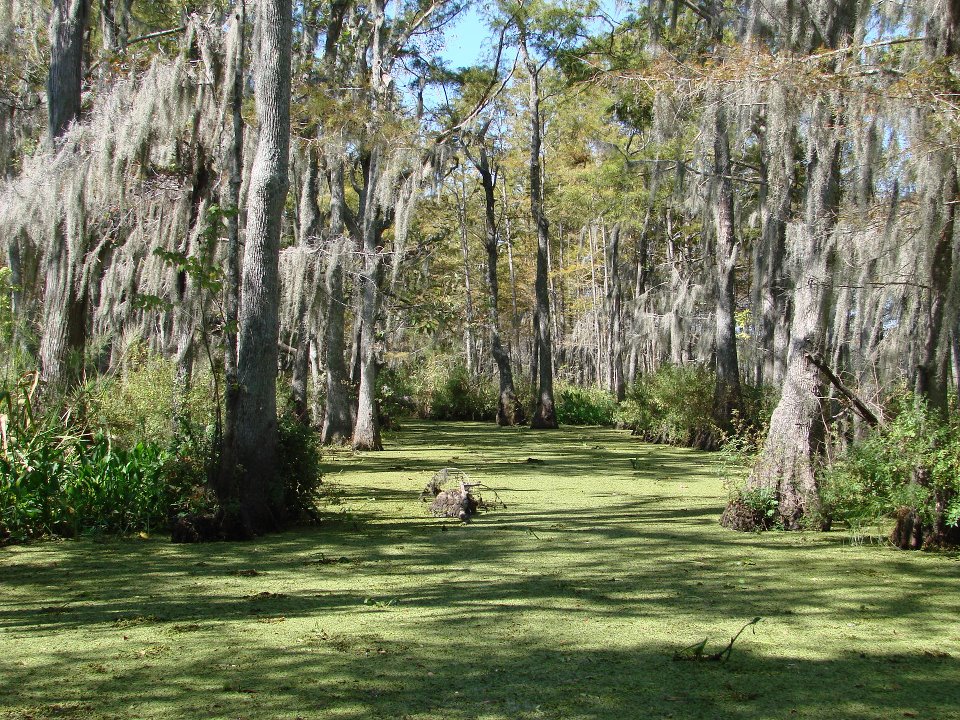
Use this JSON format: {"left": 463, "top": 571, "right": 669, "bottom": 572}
{"left": 607, "top": 224, "right": 625, "bottom": 400}
{"left": 40, "top": 0, "right": 89, "bottom": 393}
{"left": 519, "top": 30, "right": 557, "bottom": 429}
{"left": 759, "top": 84, "right": 794, "bottom": 388}
{"left": 231, "top": 0, "right": 292, "bottom": 535}
{"left": 733, "top": 97, "right": 843, "bottom": 529}
{"left": 477, "top": 145, "right": 524, "bottom": 425}
{"left": 712, "top": 101, "right": 743, "bottom": 427}
{"left": 352, "top": 146, "right": 383, "bottom": 450}
{"left": 320, "top": 159, "right": 354, "bottom": 444}
{"left": 219, "top": 2, "right": 245, "bottom": 504}
{"left": 588, "top": 224, "right": 603, "bottom": 385}
{"left": 457, "top": 175, "right": 476, "bottom": 374}
{"left": 291, "top": 143, "right": 322, "bottom": 424}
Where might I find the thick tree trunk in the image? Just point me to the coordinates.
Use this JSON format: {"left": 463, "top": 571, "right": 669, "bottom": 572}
{"left": 759, "top": 85, "right": 795, "bottom": 388}
{"left": 712, "top": 102, "right": 743, "bottom": 427}
{"left": 320, "top": 159, "right": 354, "bottom": 444}
{"left": 733, "top": 98, "right": 842, "bottom": 529}
{"left": 231, "top": 0, "right": 292, "bottom": 535}
{"left": 40, "top": 0, "right": 89, "bottom": 393}
{"left": 519, "top": 31, "right": 557, "bottom": 429}
{"left": 219, "top": 2, "right": 245, "bottom": 505}
{"left": 477, "top": 146, "right": 524, "bottom": 425}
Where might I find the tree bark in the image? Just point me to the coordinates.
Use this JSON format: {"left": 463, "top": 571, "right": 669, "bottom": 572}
{"left": 712, "top": 101, "right": 743, "bottom": 427}
{"left": 457, "top": 173, "right": 476, "bottom": 375}
{"left": 607, "top": 224, "right": 625, "bottom": 400}
{"left": 352, "top": 146, "right": 384, "bottom": 450}
{"left": 759, "top": 84, "right": 794, "bottom": 388}
{"left": 291, "top": 142, "right": 322, "bottom": 424}
{"left": 100, "top": 0, "right": 130, "bottom": 53}
{"left": 40, "top": 0, "right": 89, "bottom": 393}
{"left": 321, "top": 158, "right": 355, "bottom": 444}
{"left": 519, "top": 29, "right": 557, "bottom": 429}
{"left": 476, "top": 145, "right": 524, "bottom": 425}
{"left": 736, "top": 97, "right": 842, "bottom": 529}
{"left": 219, "top": 2, "right": 245, "bottom": 506}
{"left": 231, "top": 0, "right": 292, "bottom": 535}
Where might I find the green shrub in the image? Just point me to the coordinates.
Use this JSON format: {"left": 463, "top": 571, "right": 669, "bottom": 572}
{"left": 555, "top": 383, "right": 616, "bottom": 426}
{"left": 614, "top": 364, "right": 719, "bottom": 447}
{"left": 1, "top": 420, "right": 172, "bottom": 542}
{"left": 383, "top": 355, "right": 497, "bottom": 421}
{"left": 87, "top": 346, "right": 217, "bottom": 449}
{"left": 431, "top": 362, "right": 497, "bottom": 421}
{"left": 275, "top": 411, "right": 324, "bottom": 521}
{"left": 820, "top": 395, "right": 960, "bottom": 534}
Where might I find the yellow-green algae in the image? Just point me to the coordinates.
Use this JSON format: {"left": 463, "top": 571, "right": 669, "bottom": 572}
{"left": 2, "top": 421, "right": 959, "bottom": 719}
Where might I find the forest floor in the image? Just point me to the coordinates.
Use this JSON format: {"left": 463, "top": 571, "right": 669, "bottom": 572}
{"left": 2, "top": 421, "right": 960, "bottom": 720}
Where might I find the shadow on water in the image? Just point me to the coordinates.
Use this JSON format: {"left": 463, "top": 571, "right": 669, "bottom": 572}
{"left": 1, "top": 421, "right": 959, "bottom": 719}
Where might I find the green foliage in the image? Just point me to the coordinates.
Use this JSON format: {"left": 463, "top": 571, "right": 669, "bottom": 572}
{"left": 614, "top": 364, "right": 719, "bottom": 446}
{"left": 0, "top": 380, "right": 173, "bottom": 542}
{"left": 615, "top": 364, "right": 773, "bottom": 449}
{"left": 275, "top": 412, "right": 324, "bottom": 521}
{"left": 819, "top": 395, "right": 960, "bottom": 533}
{"left": 738, "top": 486, "right": 780, "bottom": 527}
{"left": 554, "top": 382, "right": 616, "bottom": 425}
{"left": 86, "top": 346, "right": 217, "bottom": 449}
{"left": 381, "top": 356, "right": 497, "bottom": 422}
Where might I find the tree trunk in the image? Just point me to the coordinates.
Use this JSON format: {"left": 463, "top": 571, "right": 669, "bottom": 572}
{"left": 231, "top": 0, "right": 292, "bottom": 535}
{"left": 734, "top": 97, "right": 842, "bottom": 529}
{"left": 291, "top": 143, "right": 322, "bottom": 424}
{"left": 320, "top": 159, "right": 354, "bottom": 444}
{"left": 519, "top": 30, "right": 557, "bottom": 429}
{"left": 588, "top": 224, "right": 603, "bottom": 385}
{"left": 352, "top": 146, "right": 383, "bottom": 451}
{"left": 476, "top": 145, "right": 524, "bottom": 425}
{"left": 712, "top": 101, "right": 743, "bottom": 427}
{"left": 40, "top": 0, "right": 89, "bottom": 393}
{"left": 607, "top": 224, "right": 625, "bottom": 400}
{"left": 759, "top": 84, "right": 794, "bottom": 388}
{"left": 100, "top": 0, "right": 130, "bottom": 53}
{"left": 219, "top": 2, "right": 245, "bottom": 506}
{"left": 47, "top": 0, "right": 88, "bottom": 145}
{"left": 457, "top": 174, "right": 476, "bottom": 374}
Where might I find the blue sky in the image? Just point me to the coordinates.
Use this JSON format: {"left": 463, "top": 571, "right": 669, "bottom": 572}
{"left": 437, "top": 5, "right": 492, "bottom": 70}
{"left": 437, "top": 1, "right": 631, "bottom": 70}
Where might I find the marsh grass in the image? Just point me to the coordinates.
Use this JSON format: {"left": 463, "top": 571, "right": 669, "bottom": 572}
{"left": 1, "top": 421, "right": 959, "bottom": 719}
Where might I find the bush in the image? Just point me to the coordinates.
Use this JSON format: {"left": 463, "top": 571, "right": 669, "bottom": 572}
{"left": 86, "top": 345, "right": 217, "bottom": 449}
{"left": 720, "top": 486, "right": 780, "bottom": 532}
{"left": 1, "top": 423, "right": 172, "bottom": 542}
{"left": 614, "top": 364, "right": 720, "bottom": 447}
{"left": 381, "top": 355, "right": 497, "bottom": 422}
{"left": 555, "top": 383, "right": 616, "bottom": 426}
{"left": 275, "top": 411, "right": 323, "bottom": 521}
{"left": 819, "top": 395, "right": 960, "bottom": 540}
